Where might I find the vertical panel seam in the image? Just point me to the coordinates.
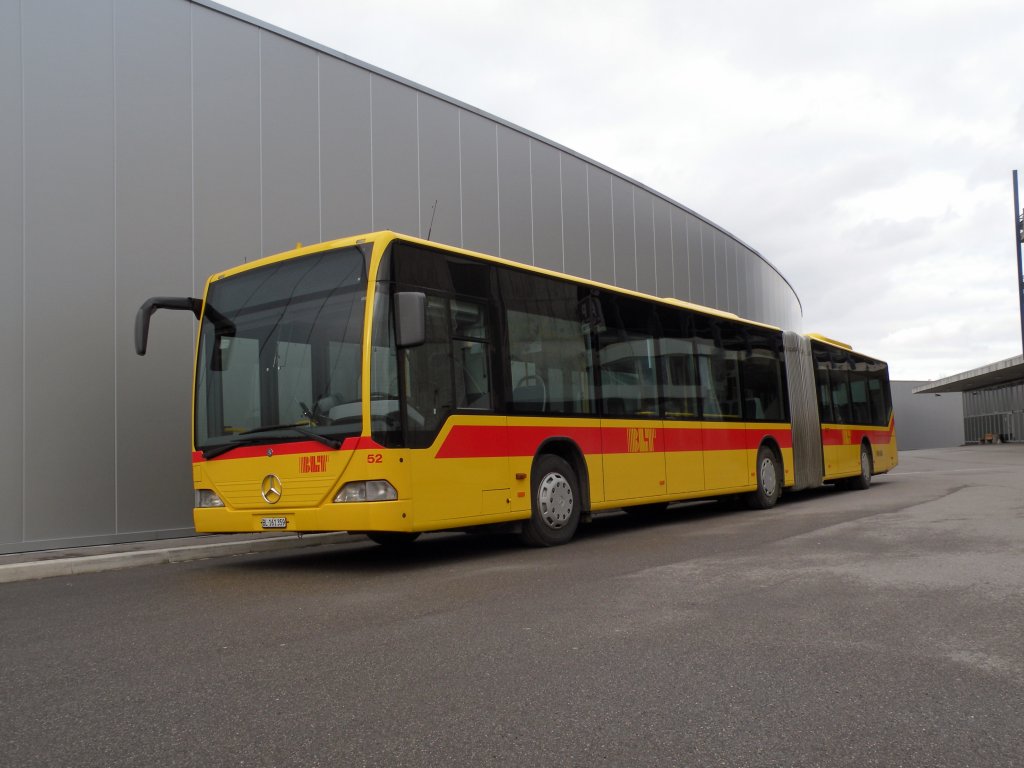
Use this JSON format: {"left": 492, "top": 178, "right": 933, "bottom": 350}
{"left": 585, "top": 166, "right": 591, "bottom": 279}
{"left": 190, "top": 1, "right": 195, "bottom": 296}
{"left": 684, "top": 216, "right": 691, "bottom": 301}
{"left": 20, "top": 0, "right": 26, "bottom": 542}
{"left": 369, "top": 75, "right": 374, "bottom": 229}
{"left": 653, "top": 203, "right": 658, "bottom": 295}
{"left": 669, "top": 206, "right": 675, "bottom": 298}
{"left": 626, "top": 188, "right": 634, "bottom": 290}
{"left": 528, "top": 139, "right": 534, "bottom": 265}
{"left": 189, "top": 0, "right": 197, "bottom": 475}
{"left": 257, "top": 29, "right": 263, "bottom": 259}
{"left": 609, "top": 176, "right": 615, "bottom": 284}
{"left": 558, "top": 153, "right": 565, "bottom": 273}
{"left": 651, "top": 198, "right": 657, "bottom": 296}
{"left": 457, "top": 110, "right": 463, "bottom": 247}
{"left": 316, "top": 53, "right": 322, "bottom": 243}
{"left": 415, "top": 93, "right": 421, "bottom": 237}
{"left": 708, "top": 226, "right": 714, "bottom": 306}
{"left": 698, "top": 222, "right": 704, "bottom": 303}
{"left": 112, "top": 0, "right": 118, "bottom": 533}
{"left": 495, "top": 124, "right": 501, "bottom": 257}
{"left": 737, "top": 247, "right": 742, "bottom": 315}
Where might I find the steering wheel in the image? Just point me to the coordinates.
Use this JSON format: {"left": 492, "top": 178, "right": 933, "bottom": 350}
{"left": 514, "top": 374, "right": 547, "bottom": 410}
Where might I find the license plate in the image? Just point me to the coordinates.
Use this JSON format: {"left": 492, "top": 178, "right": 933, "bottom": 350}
{"left": 261, "top": 517, "right": 288, "bottom": 529}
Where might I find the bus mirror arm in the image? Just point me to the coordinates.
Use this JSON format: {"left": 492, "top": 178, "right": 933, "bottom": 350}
{"left": 394, "top": 291, "right": 426, "bottom": 348}
{"left": 134, "top": 296, "right": 202, "bottom": 356}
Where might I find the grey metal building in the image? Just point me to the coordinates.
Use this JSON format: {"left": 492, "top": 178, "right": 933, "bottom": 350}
{"left": 1, "top": 0, "right": 802, "bottom": 554}
{"left": 890, "top": 381, "right": 964, "bottom": 450}
{"left": 914, "top": 355, "right": 1024, "bottom": 443}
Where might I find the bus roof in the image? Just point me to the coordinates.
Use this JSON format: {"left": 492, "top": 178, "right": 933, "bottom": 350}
{"left": 806, "top": 333, "right": 853, "bottom": 350}
{"left": 209, "top": 230, "right": 783, "bottom": 333}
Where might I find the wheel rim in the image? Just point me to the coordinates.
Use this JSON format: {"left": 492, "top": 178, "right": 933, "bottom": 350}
{"left": 861, "top": 449, "right": 871, "bottom": 480}
{"left": 759, "top": 456, "right": 778, "bottom": 498}
{"left": 538, "top": 471, "right": 574, "bottom": 529}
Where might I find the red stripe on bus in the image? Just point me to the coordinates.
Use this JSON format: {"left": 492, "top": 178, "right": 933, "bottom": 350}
{"left": 697, "top": 428, "right": 744, "bottom": 452}
{"left": 662, "top": 428, "right": 703, "bottom": 453}
{"left": 750, "top": 428, "right": 794, "bottom": 450}
{"left": 434, "top": 424, "right": 792, "bottom": 459}
{"left": 192, "top": 436, "right": 382, "bottom": 463}
{"left": 698, "top": 427, "right": 794, "bottom": 451}
{"left": 433, "top": 425, "right": 603, "bottom": 459}
{"left": 820, "top": 415, "right": 895, "bottom": 448}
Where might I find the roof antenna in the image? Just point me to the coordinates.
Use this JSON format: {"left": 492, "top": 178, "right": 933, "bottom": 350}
{"left": 427, "top": 199, "right": 438, "bottom": 241}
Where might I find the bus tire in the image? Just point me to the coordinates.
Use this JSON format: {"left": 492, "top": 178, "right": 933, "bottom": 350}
{"left": 366, "top": 531, "right": 421, "bottom": 547}
{"left": 846, "top": 443, "right": 872, "bottom": 491}
{"left": 748, "top": 445, "right": 782, "bottom": 509}
{"left": 521, "top": 455, "right": 580, "bottom": 547}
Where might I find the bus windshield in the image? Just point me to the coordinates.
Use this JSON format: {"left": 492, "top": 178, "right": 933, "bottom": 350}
{"left": 194, "top": 244, "right": 370, "bottom": 455}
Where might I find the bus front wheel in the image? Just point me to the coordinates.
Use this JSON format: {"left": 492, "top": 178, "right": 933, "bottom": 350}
{"left": 748, "top": 446, "right": 782, "bottom": 509}
{"left": 521, "top": 455, "right": 580, "bottom": 547}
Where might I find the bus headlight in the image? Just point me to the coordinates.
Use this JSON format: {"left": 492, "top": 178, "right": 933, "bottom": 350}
{"left": 334, "top": 480, "right": 398, "bottom": 503}
{"left": 195, "top": 489, "right": 225, "bottom": 508}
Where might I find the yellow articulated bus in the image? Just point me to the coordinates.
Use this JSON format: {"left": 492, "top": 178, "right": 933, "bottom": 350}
{"left": 135, "top": 231, "right": 897, "bottom": 547}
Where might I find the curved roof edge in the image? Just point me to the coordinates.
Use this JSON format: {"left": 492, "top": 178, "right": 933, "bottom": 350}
{"left": 198, "top": 0, "right": 803, "bottom": 318}
{"left": 913, "top": 355, "right": 1024, "bottom": 394}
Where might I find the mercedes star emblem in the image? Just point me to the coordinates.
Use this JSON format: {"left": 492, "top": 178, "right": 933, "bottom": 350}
{"left": 261, "top": 474, "right": 283, "bottom": 504}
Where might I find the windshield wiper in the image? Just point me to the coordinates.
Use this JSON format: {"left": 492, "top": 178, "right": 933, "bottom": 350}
{"left": 240, "top": 424, "right": 343, "bottom": 449}
{"left": 201, "top": 425, "right": 342, "bottom": 460}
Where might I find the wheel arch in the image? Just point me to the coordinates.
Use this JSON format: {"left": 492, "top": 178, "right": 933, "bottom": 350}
{"left": 861, "top": 437, "right": 874, "bottom": 473}
{"left": 758, "top": 435, "right": 786, "bottom": 485}
{"left": 533, "top": 438, "right": 591, "bottom": 511}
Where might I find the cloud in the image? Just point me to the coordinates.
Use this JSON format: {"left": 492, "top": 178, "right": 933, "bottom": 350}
{"left": 227, "top": 0, "right": 1024, "bottom": 379}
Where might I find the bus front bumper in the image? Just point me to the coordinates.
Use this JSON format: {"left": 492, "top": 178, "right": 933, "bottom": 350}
{"left": 194, "top": 499, "right": 416, "bottom": 534}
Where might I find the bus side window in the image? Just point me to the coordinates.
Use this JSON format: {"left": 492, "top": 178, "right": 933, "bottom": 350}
{"left": 829, "top": 369, "right": 852, "bottom": 424}
{"left": 813, "top": 355, "right": 834, "bottom": 424}
{"left": 867, "top": 371, "right": 889, "bottom": 426}
{"left": 739, "top": 330, "right": 785, "bottom": 422}
{"left": 597, "top": 294, "right": 659, "bottom": 418}
{"left": 501, "top": 269, "right": 595, "bottom": 416}
{"left": 848, "top": 370, "right": 871, "bottom": 425}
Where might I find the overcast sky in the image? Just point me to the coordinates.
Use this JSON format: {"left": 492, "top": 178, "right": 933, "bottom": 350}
{"left": 225, "top": 0, "right": 1023, "bottom": 381}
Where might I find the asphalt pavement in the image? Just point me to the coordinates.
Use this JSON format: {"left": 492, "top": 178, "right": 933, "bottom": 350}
{"left": 2, "top": 444, "right": 1022, "bottom": 767}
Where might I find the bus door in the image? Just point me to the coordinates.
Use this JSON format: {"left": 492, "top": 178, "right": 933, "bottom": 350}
{"left": 824, "top": 360, "right": 859, "bottom": 477}
{"left": 395, "top": 284, "right": 510, "bottom": 526}
{"left": 597, "top": 298, "right": 667, "bottom": 502}
{"left": 696, "top": 336, "right": 749, "bottom": 491}
{"left": 657, "top": 336, "right": 704, "bottom": 496}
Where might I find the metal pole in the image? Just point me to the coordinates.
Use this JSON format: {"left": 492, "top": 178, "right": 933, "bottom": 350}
{"left": 1015, "top": 170, "right": 1024, "bottom": 356}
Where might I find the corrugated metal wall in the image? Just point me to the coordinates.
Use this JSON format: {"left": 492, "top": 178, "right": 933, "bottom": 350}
{"left": 0, "top": 0, "right": 803, "bottom": 553}
{"left": 890, "top": 382, "right": 964, "bottom": 450}
{"left": 962, "top": 381, "right": 1024, "bottom": 443}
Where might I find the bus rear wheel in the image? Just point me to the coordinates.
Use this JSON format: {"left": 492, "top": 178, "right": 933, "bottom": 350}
{"left": 846, "top": 443, "right": 872, "bottom": 491}
{"left": 748, "top": 445, "right": 782, "bottom": 509}
{"left": 521, "top": 455, "right": 580, "bottom": 547}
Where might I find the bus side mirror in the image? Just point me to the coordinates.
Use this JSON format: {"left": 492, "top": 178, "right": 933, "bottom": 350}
{"left": 394, "top": 291, "right": 426, "bottom": 348}
{"left": 135, "top": 296, "right": 202, "bottom": 355}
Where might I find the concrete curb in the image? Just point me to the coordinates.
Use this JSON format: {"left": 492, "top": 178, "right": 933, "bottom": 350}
{"left": 0, "top": 532, "right": 361, "bottom": 584}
